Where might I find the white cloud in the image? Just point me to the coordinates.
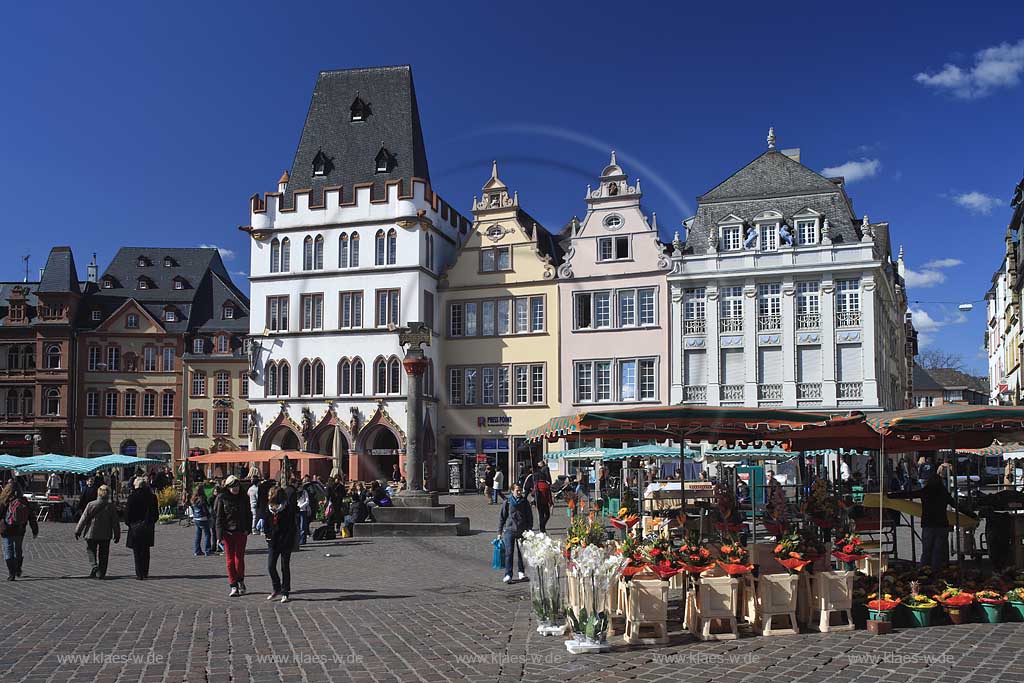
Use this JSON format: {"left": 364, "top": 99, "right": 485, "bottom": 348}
{"left": 821, "top": 158, "right": 881, "bottom": 183}
{"left": 910, "top": 307, "right": 969, "bottom": 347}
{"left": 952, "top": 191, "right": 1002, "bottom": 214}
{"left": 199, "top": 244, "right": 235, "bottom": 261}
{"left": 915, "top": 39, "right": 1024, "bottom": 99}
{"left": 903, "top": 258, "right": 962, "bottom": 289}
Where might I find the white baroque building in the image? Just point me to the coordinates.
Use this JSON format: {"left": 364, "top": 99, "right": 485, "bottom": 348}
{"left": 668, "top": 132, "right": 913, "bottom": 412}
{"left": 243, "top": 66, "right": 470, "bottom": 482}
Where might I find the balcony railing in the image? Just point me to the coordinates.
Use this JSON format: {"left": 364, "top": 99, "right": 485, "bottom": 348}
{"left": 683, "top": 318, "right": 706, "bottom": 335}
{"left": 837, "top": 382, "right": 863, "bottom": 399}
{"left": 757, "top": 384, "right": 782, "bottom": 400}
{"left": 720, "top": 384, "right": 744, "bottom": 402}
{"left": 836, "top": 310, "right": 862, "bottom": 328}
{"left": 719, "top": 317, "right": 743, "bottom": 333}
{"left": 683, "top": 385, "right": 707, "bottom": 403}
{"left": 796, "top": 313, "right": 821, "bottom": 329}
{"left": 757, "top": 314, "right": 782, "bottom": 331}
{"left": 797, "top": 383, "right": 822, "bottom": 399}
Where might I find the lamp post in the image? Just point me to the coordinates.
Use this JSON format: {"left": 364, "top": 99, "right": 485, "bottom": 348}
{"left": 397, "top": 322, "right": 431, "bottom": 499}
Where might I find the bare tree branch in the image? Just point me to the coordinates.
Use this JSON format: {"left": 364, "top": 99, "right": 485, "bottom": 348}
{"left": 918, "top": 349, "right": 966, "bottom": 372}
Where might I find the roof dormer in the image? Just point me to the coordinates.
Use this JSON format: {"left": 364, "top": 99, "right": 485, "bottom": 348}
{"left": 137, "top": 255, "right": 151, "bottom": 267}
{"left": 163, "top": 256, "right": 177, "bottom": 267}
{"left": 312, "top": 148, "right": 333, "bottom": 177}
{"left": 350, "top": 94, "right": 371, "bottom": 122}
{"left": 172, "top": 275, "right": 189, "bottom": 291}
{"left": 136, "top": 275, "right": 155, "bottom": 290}
{"left": 374, "top": 144, "right": 394, "bottom": 174}
{"left": 101, "top": 276, "right": 117, "bottom": 289}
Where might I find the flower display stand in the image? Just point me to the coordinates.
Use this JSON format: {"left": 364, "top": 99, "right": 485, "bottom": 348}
{"left": 696, "top": 575, "right": 739, "bottom": 641}
{"left": 797, "top": 571, "right": 813, "bottom": 627}
{"left": 753, "top": 573, "right": 800, "bottom": 636}
{"left": 855, "top": 551, "right": 888, "bottom": 577}
{"left": 809, "top": 571, "right": 855, "bottom": 633}
{"left": 624, "top": 577, "right": 669, "bottom": 645}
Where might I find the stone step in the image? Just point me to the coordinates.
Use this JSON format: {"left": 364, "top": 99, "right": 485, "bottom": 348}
{"left": 352, "top": 518, "right": 470, "bottom": 537}
{"left": 373, "top": 505, "right": 456, "bottom": 524}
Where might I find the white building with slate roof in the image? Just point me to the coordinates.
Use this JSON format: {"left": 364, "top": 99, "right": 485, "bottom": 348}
{"left": 243, "top": 66, "right": 471, "bottom": 483}
{"left": 668, "top": 130, "right": 913, "bottom": 412}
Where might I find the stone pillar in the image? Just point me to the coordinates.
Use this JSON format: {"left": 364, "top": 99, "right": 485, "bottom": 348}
{"left": 400, "top": 347, "right": 428, "bottom": 494}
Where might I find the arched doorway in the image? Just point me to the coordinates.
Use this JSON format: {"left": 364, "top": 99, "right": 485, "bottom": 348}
{"left": 146, "top": 440, "right": 172, "bottom": 462}
{"left": 87, "top": 440, "right": 112, "bottom": 457}
{"left": 362, "top": 426, "right": 399, "bottom": 481}
{"left": 119, "top": 439, "right": 138, "bottom": 456}
{"left": 311, "top": 426, "right": 350, "bottom": 478}
{"left": 267, "top": 426, "right": 300, "bottom": 451}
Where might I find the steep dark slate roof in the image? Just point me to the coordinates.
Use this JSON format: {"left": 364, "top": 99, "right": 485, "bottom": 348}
{"left": 37, "top": 247, "right": 81, "bottom": 294}
{"left": 913, "top": 363, "right": 943, "bottom": 392}
{"left": 284, "top": 65, "right": 430, "bottom": 208}
{"left": 528, "top": 221, "right": 565, "bottom": 267}
{"left": 79, "top": 247, "right": 248, "bottom": 334}
{"left": 192, "top": 272, "right": 250, "bottom": 335}
{"left": 685, "top": 150, "right": 862, "bottom": 254}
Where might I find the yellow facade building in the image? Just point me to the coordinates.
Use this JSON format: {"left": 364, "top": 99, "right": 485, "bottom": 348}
{"left": 437, "top": 163, "right": 562, "bottom": 489}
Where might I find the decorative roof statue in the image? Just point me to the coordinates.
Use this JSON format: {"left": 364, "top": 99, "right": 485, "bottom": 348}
{"left": 821, "top": 218, "right": 832, "bottom": 245}
{"left": 672, "top": 230, "right": 684, "bottom": 256}
{"left": 780, "top": 223, "right": 794, "bottom": 246}
{"left": 767, "top": 127, "right": 776, "bottom": 150}
{"left": 706, "top": 227, "right": 718, "bottom": 254}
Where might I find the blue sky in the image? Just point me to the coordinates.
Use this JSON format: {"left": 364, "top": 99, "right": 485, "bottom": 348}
{"left": 2, "top": 1, "right": 1023, "bottom": 373}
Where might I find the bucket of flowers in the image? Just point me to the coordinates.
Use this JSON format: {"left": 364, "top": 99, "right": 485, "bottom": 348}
{"left": 902, "top": 581, "right": 938, "bottom": 628}
{"left": 866, "top": 593, "right": 901, "bottom": 622}
{"left": 677, "top": 529, "right": 714, "bottom": 575}
{"left": 831, "top": 529, "right": 869, "bottom": 571}
{"left": 934, "top": 586, "right": 974, "bottom": 625}
{"left": 564, "top": 544, "right": 627, "bottom": 654}
{"left": 773, "top": 528, "right": 822, "bottom": 574}
{"left": 802, "top": 480, "right": 840, "bottom": 528}
{"left": 714, "top": 481, "right": 744, "bottom": 532}
{"left": 717, "top": 533, "right": 754, "bottom": 576}
{"left": 520, "top": 531, "right": 567, "bottom": 636}
{"left": 975, "top": 589, "right": 1007, "bottom": 624}
{"left": 1004, "top": 587, "right": 1024, "bottom": 622}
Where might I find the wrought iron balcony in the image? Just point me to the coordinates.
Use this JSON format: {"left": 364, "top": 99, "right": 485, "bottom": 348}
{"left": 797, "top": 383, "right": 822, "bottom": 399}
{"left": 720, "top": 384, "right": 744, "bottom": 402}
{"left": 796, "top": 313, "right": 821, "bottom": 329}
{"left": 836, "top": 310, "right": 862, "bottom": 328}
{"left": 757, "top": 384, "right": 782, "bottom": 400}
{"left": 683, "top": 318, "right": 706, "bottom": 335}
{"left": 757, "top": 314, "right": 782, "bottom": 332}
{"left": 719, "top": 317, "right": 743, "bottom": 333}
{"left": 837, "top": 382, "right": 863, "bottom": 399}
{"left": 683, "top": 385, "right": 707, "bottom": 403}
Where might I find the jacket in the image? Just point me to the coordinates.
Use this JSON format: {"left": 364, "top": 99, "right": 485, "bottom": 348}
{"left": 124, "top": 488, "right": 159, "bottom": 549}
{"left": 75, "top": 497, "right": 121, "bottom": 542}
{"left": 213, "top": 490, "right": 252, "bottom": 538}
{"left": 0, "top": 496, "right": 39, "bottom": 538}
{"left": 264, "top": 500, "right": 298, "bottom": 552}
{"left": 921, "top": 480, "right": 958, "bottom": 529}
{"left": 498, "top": 495, "right": 533, "bottom": 537}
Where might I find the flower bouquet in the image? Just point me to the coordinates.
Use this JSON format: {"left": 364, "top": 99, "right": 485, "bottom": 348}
{"left": 520, "top": 531, "right": 567, "bottom": 636}
{"left": 1005, "top": 587, "right": 1024, "bottom": 621}
{"left": 564, "top": 544, "right": 627, "bottom": 654}
{"left": 677, "top": 529, "right": 714, "bottom": 575}
{"left": 642, "top": 537, "right": 684, "bottom": 581}
{"left": 831, "top": 530, "right": 868, "bottom": 570}
{"left": 714, "top": 481, "right": 744, "bottom": 532}
{"left": 617, "top": 534, "right": 650, "bottom": 580}
{"left": 717, "top": 534, "right": 754, "bottom": 576}
{"left": 802, "top": 480, "right": 840, "bottom": 528}
{"left": 975, "top": 589, "right": 1006, "bottom": 624}
{"left": 773, "top": 528, "right": 822, "bottom": 574}
{"left": 565, "top": 513, "right": 607, "bottom": 558}
{"left": 609, "top": 506, "right": 640, "bottom": 532}
{"left": 903, "top": 581, "right": 938, "bottom": 627}
{"left": 934, "top": 586, "right": 974, "bottom": 625}
{"left": 865, "top": 593, "right": 901, "bottom": 621}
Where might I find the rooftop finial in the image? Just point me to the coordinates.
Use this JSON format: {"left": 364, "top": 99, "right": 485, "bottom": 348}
{"left": 898, "top": 245, "right": 904, "bottom": 260}
{"left": 491, "top": 159, "right": 498, "bottom": 180}
{"left": 610, "top": 150, "right": 617, "bottom": 166}
{"left": 651, "top": 212, "right": 658, "bottom": 231}
{"left": 767, "top": 127, "right": 776, "bottom": 149}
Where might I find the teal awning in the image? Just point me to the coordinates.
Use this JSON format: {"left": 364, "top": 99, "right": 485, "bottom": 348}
{"left": 605, "top": 444, "right": 699, "bottom": 460}
{"left": 12, "top": 454, "right": 162, "bottom": 475}
{"left": 705, "top": 445, "right": 797, "bottom": 462}
{"left": 546, "top": 447, "right": 611, "bottom": 461}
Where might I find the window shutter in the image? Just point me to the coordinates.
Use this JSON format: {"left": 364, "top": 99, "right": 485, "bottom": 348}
{"left": 837, "top": 344, "right": 862, "bottom": 382}
{"left": 720, "top": 349, "right": 744, "bottom": 384}
{"left": 797, "top": 346, "right": 822, "bottom": 383}
{"left": 757, "top": 347, "right": 782, "bottom": 384}
{"left": 684, "top": 350, "right": 707, "bottom": 386}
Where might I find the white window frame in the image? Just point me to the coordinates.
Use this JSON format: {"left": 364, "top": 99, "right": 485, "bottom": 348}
{"left": 596, "top": 235, "right": 630, "bottom": 262}
{"left": 758, "top": 223, "right": 779, "bottom": 251}
{"left": 720, "top": 224, "right": 742, "bottom": 252}
{"left": 796, "top": 219, "right": 818, "bottom": 245}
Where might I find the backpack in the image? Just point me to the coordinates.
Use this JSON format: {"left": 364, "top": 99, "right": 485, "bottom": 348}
{"left": 312, "top": 525, "right": 335, "bottom": 541}
{"left": 6, "top": 499, "right": 29, "bottom": 527}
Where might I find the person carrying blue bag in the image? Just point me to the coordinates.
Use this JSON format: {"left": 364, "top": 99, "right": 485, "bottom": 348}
{"left": 497, "top": 483, "right": 532, "bottom": 584}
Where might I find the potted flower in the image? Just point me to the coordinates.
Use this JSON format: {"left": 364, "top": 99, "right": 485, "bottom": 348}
{"left": 1005, "top": 587, "right": 1024, "bottom": 621}
{"left": 609, "top": 506, "right": 640, "bottom": 533}
{"left": 643, "top": 537, "right": 684, "bottom": 581}
{"left": 903, "top": 581, "right": 938, "bottom": 628}
{"left": 617, "top": 533, "right": 649, "bottom": 581}
{"left": 717, "top": 534, "right": 754, "bottom": 576}
{"left": 565, "top": 544, "right": 627, "bottom": 654}
{"left": 565, "top": 513, "right": 607, "bottom": 558}
{"left": 831, "top": 530, "right": 868, "bottom": 571}
{"left": 677, "top": 529, "right": 714, "bottom": 575}
{"left": 934, "top": 586, "right": 974, "bottom": 625}
{"left": 773, "top": 528, "right": 822, "bottom": 574}
{"left": 865, "top": 593, "right": 901, "bottom": 622}
{"left": 975, "top": 589, "right": 1007, "bottom": 624}
{"left": 802, "top": 480, "right": 840, "bottom": 528}
{"left": 520, "top": 531, "right": 567, "bottom": 636}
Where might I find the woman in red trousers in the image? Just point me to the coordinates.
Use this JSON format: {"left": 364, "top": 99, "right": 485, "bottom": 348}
{"left": 213, "top": 475, "right": 252, "bottom": 597}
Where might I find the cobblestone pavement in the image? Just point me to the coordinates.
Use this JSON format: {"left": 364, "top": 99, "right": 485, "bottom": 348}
{"left": 1, "top": 494, "right": 1021, "bottom": 683}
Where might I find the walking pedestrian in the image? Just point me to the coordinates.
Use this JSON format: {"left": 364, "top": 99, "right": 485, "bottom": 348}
{"left": 190, "top": 485, "right": 213, "bottom": 556}
{"left": 214, "top": 475, "right": 252, "bottom": 597}
{"left": 497, "top": 483, "right": 533, "bottom": 584}
{"left": 483, "top": 465, "right": 495, "bottom": 503}
{"left": 264, "top": 485, "right": 297, "bottom": 603}
{"left": 0, "top": 481, "right": 39, "bottom": 580}
{"left": 124, "top": 477, "right": 159, "bottom": 580}
{"left": 296, "top": 479, "right": 311, "bottom": 545}
{"left": 492, "top": 468, "right": 504, "bottom": 504}
{"left": 46, "top": 471, "right": 62, "bottom": 496}
{"left": 533, "top": 472, "right": 552, "bottom": 534}
{"left": 247, "top": 476, "right": 260, "bottom": 534}
{"left": 78, "top": 476, "right": 97, "bottom": 515}
{"left": 74, "top": 485, "right": 120, "bottom": 579}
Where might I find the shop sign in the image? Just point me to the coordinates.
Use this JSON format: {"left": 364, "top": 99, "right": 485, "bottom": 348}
{"left": 477, "top": 416, "right": 512, "bottom": 427}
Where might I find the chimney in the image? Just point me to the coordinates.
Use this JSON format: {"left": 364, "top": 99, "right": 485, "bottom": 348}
{"left": 87, "top": 253, "right": 98, "bottom": 283}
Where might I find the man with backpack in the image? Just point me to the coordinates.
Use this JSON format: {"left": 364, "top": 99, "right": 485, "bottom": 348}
{"left": 0, "top": 482, "right": 39, "bottom": 580}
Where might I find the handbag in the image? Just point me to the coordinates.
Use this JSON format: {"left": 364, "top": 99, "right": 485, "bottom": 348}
{"left": 491, "top": 537, "right": 504, "bottom": 570}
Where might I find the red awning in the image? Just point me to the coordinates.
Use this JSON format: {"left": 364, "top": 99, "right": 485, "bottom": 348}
{"left": 188, "top": 450, "right": 332, "bottom": 464}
